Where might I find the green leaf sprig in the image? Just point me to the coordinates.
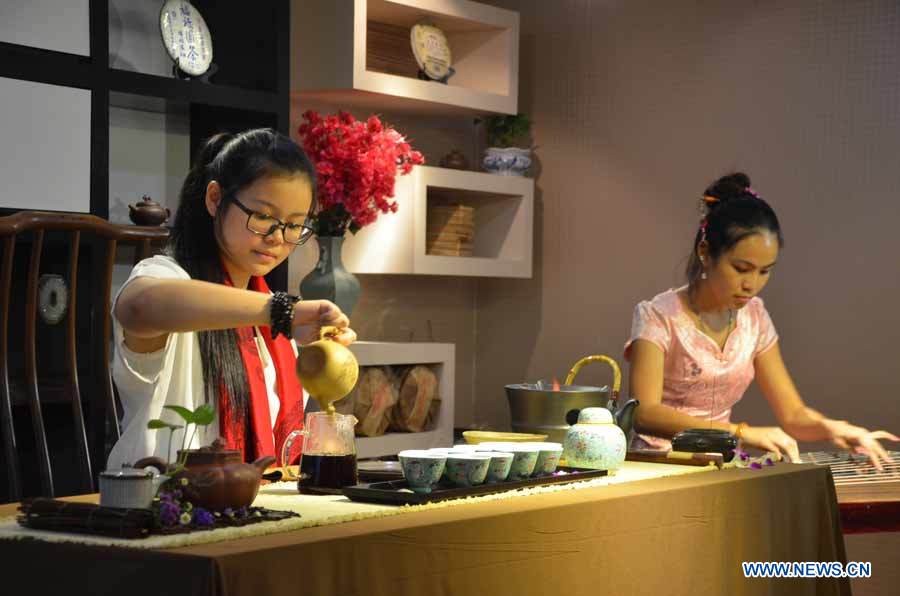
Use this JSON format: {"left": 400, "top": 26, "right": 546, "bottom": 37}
{"left": 147, "top": 404, "right": 216, "bottom": 473}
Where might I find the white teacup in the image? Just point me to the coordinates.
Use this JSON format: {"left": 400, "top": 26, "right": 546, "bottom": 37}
{"left": 484, "top": 452, "right": 514, "bottom": 483}
{"left": 398, "top": 450, "right": 447, "bottom": 494}
{"left": 527, "top": 442, "right": 564, "bottom": 476}
{"left": 444, "top": 453, "right": 491, "bottom": 487}
{"left": 503, "top": 444, "right": 540, "bottom": 480}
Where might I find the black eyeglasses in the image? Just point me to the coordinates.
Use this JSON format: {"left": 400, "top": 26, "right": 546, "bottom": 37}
{"left": 230, "top": 196, "right": 314, "bottom": 246}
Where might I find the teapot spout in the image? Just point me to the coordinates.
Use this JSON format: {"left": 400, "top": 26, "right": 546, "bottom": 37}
{"left": 613, "top": 399, "right": 640, "bottom": 436}
{"left": 252, "top": 455, "right": 277, "bottom": 475}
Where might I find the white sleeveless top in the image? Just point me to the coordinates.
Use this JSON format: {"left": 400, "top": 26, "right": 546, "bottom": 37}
{"left": 106, "top": 255, "right": 305, "bottom": 469}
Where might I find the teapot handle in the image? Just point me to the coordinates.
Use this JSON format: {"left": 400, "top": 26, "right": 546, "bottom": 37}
{"left": 319, "top": 325, "right": 341, "bottom": 340}
{"left": 564, "top": 355, "right": 622, "bottom": 400}
{"left": 280, "top": 429, "right": 308, "bottom": 481}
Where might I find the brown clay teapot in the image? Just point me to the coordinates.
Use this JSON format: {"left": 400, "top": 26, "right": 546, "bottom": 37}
{"left": 128, "top": 195, "right": 170, "bottom": 226}
{"left": 134, "top": 438, "right": 275, "bottom": 511}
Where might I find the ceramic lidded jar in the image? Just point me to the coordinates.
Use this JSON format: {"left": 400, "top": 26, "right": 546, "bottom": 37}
{"left": 562, "top": 407, "right": 627, "bottom": 471}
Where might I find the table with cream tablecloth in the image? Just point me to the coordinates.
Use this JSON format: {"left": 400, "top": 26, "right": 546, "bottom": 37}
{"left": 0, "top": 462, "right": 849, "bottom": 596}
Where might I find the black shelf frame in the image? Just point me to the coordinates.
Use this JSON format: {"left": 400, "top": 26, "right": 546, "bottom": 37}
{"left": 0, "top": 0, "right": 291, "bottom": 290}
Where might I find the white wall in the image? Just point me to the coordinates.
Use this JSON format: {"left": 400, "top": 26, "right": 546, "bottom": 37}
{"left": 109, "top": 0, "right": 174, "bottom": 76}
{"left": 0, "top": 0, "right": 90, "bottom": 55}
{"left": 108, "top": 106, "right": 189, "bottom": 224}
{"left": 0, "top": 77, "right": 91, "bottom": 212}
{"left": 108, "top": 105, "right": 189, "bottom": 296}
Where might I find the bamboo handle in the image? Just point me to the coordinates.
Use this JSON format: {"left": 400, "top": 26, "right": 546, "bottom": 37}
{"left": 564, "top": 355, "right": 622, "bottom": 398}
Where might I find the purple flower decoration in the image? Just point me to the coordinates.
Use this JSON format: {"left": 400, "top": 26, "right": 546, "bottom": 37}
{"left": 765, "top": 457, "right": 775, "bottom": 466}
{"left": 749, "top": 462, "right": 763, "bottom": 470}
{"left": 193, "top": 507, "right": 215, "bottom": 527}
{"left": 223, "top": 507, "right": 235, "bottom": 518}
{"left": 159, "top": 501, "right": 181, "bottom": 526}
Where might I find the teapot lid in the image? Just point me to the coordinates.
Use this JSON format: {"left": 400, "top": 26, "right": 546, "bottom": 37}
{"left": 179, "top": 437, "right": 242, "bottom": 465}
{"left": 135, "top": 194, "right": 163, "bottom": 207}
{"left": 577, "top": 407, "right": 614, "bottom": 424}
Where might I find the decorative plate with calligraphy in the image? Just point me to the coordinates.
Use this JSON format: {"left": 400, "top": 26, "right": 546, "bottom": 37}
{"left": 410, "top": 21, "right": 452, "bottom": 81}
{"left": 159, "top": 0, "right": 213, "bottom": 76}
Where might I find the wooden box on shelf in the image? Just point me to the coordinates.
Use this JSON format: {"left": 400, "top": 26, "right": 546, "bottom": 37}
{"left": 291, "top": 0, "right": 519, "bottom": 114}
{"left": 288, "top": 165, "right": 533, "bottom": 280}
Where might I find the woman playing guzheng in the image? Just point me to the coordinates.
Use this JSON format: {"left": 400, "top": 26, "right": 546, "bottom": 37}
{"left": 107, "top": 129, "right": 355, "bottom": 470}
{"left": 625, "top": 172, "right": 897, "bottom": 468}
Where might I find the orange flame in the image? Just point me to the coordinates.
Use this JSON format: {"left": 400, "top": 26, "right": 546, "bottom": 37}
{"left": 552, "top": 378, "right": 560, "bottom": 392}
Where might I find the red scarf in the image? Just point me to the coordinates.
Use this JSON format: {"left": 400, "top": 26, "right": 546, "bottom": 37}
{"left": 219, "top": 274, "right": 304, "bottom": 465}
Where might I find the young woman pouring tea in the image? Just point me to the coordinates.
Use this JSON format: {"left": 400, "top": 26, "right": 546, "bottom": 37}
{"left": 625, "top": 172, "right": 897, "bottom": 469}
{"left": 107, "top": 129, "right": 356, "bottom": 470}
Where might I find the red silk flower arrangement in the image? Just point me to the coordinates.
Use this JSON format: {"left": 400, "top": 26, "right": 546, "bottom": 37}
{"left": 296, "top": 110, "right": 425, "bottom": 236}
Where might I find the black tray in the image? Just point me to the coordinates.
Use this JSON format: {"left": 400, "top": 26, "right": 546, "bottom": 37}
{"left": 342, "top": 466, "right": 609, "bottom": 505}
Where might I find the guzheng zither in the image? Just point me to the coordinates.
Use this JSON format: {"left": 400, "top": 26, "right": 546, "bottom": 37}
{"left": 802, "top": 450, "right": 900, "bottom": 533}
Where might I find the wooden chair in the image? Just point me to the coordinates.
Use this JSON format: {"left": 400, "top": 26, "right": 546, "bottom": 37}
{"left": 0, "top": 212, "right": 168, "bottom": 502}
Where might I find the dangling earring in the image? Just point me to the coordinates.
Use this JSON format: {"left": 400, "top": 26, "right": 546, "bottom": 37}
{"left": 699, "top": 256, "right": 707, "bottom": 280}
{"left": 701, "top": 271, "right": 707, "bottom": 280}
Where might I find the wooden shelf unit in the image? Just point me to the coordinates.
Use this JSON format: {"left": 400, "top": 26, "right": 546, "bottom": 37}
{"left": 291, "top": 0, "right": 519, "bottom": 115}
{"left": 288, "top": 165, "right": 534, "bottom": 280}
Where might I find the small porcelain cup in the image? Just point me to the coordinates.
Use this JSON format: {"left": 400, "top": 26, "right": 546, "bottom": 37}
{"left": 484, "top": 452, "right": 514, "bottom": 483}
{"left": 504, "top": 444, "right": 540, "bottom": 480}
{"left": 444, "top": 453, "right": 491, "bottom": 487}
{"left": 398, "top": 450, "right": 446, "bottom": 494}
{"left": 528, "top": 442, "right": 564, "bottom": 476}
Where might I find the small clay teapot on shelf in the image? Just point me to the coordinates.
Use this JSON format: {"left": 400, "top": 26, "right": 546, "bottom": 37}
{"left": 128, "top": 195, "right": 170, "bottom": 226}
{"left": 134, "top": 438, "right": 274, "bottom": 511}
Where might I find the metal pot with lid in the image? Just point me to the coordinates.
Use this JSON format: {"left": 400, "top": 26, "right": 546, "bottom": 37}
{"left": 505, "top": 355, "right": 639, "bottom": 444}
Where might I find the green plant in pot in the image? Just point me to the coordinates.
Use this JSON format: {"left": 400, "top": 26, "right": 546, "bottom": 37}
{"left": 481, "top": 113, "right": 532, "bottom": 176}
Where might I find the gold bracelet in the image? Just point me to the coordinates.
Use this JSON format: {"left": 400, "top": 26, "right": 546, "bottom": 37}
{"left": 733, "top": 422, "right": 749, "bottom": 440}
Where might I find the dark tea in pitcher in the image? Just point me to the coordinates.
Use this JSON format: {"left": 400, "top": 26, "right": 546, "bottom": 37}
{"left": 298, "top": 454, "right": 359, "bottom": 492}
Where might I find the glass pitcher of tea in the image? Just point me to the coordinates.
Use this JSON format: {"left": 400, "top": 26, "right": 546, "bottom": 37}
{"left": 280, "top": 411, "right": 359, "bottom": 493}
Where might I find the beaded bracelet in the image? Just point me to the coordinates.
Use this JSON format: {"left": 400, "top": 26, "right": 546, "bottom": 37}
{"left": 269, "top": 291, "right": 301, "bottom": 340}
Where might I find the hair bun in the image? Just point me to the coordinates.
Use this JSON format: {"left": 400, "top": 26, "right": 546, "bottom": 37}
{"left": 702, "top": 171, "right": 754, "bottom": 207}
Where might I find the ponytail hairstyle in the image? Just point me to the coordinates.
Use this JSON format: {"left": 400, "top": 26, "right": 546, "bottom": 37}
{"left": 686, "top": 172, "right": 783, "bottom": 291}
{"left": 167, "top": 128, "right": 317, "bottom": 419}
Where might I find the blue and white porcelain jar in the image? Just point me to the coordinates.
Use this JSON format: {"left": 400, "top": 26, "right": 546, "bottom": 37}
{"left": 482, "top": 147, "right": 532, "bottom": 176}
{"left": 562, "top": 407, "right": 627, "bottom": 471}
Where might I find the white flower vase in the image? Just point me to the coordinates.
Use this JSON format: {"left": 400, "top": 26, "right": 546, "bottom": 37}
{"left": 482, "top": 147, "right": 532, "bottom": 176}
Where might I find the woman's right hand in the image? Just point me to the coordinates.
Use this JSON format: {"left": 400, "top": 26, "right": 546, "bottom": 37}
{"left": 738, "top": 425, "right": 801, "bottom": 463}
{"left": 291, "top": 299, "right": 355, "bottom": 345}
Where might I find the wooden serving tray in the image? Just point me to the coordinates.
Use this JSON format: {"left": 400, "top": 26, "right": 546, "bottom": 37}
{"left": 342, "top": 466, "right": 609, "bottom": 505}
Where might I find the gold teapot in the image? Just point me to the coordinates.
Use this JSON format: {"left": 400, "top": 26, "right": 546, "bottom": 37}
{"left": 296, "top": 326, "right": 359, "bottom": 413}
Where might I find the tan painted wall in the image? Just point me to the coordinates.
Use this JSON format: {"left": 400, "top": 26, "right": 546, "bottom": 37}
{"left": 471, "top": 0, "right": 900, "bottom": 447}
{"left": 292, "top": 0, "right": 900, "bottom": 448}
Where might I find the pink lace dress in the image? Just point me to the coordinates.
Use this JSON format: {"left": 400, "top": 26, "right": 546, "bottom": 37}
{"left": 623, "top": 288, "right": 779, "bottom": 450}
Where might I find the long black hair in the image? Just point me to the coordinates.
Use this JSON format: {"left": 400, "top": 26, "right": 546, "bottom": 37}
{"left": 686, "top": 172, "right": 783, "bottom": 289}
{"left": 168, "top": 128, "right": 317, "bottom": 418}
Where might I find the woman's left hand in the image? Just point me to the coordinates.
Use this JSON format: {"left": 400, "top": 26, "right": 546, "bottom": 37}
{"left": 824, "top": 420, "right": 899, "bottom": 471}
